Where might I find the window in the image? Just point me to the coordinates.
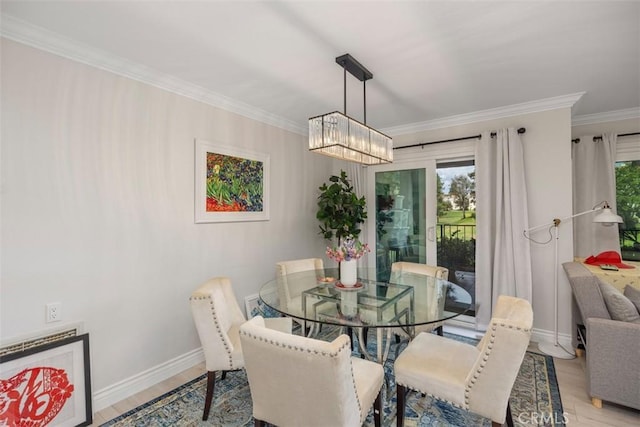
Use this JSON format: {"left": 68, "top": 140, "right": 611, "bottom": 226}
{"left": 616, "top": 159, "right": 640, "bottom": 261}
{"left": 615, "top": 137, "right": 640, "bottom": 261}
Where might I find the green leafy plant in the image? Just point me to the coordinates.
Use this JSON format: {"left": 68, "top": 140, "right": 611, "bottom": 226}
{"left": 316, "top": 170, "right": 367, "bottom": 242}
{"left": 375, "top": 183, "right": 395, "bottom": 240}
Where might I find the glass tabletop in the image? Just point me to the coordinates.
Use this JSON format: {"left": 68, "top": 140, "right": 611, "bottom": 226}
{"left": 260, "top": 267, "right": 473, "bottom": 329}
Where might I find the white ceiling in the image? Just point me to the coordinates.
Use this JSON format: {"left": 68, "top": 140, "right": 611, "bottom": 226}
{"left": 2, "top": 1, "right": 639, "bottom": 136}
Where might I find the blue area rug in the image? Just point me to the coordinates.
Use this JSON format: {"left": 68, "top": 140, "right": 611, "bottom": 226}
{"left": 101, "top": 326, "right": 564, "bottom": 427}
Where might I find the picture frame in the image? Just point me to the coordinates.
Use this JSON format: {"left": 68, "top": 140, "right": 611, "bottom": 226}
{"left": 195, "top": 139, "right": 270, "bottom": 223}
{"left": 0, "top": 333, "right": 92, "bottom": 426}
{"left": 244, "top": 293, "right": 260, "bottom": 319}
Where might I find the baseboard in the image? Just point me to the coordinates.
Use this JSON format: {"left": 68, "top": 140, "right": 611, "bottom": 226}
{"left": 93, "top": 347, "right": 204, "bottom": 412}
{"left": 442, "top": 323, "right": 485, "bottom": 340}
{"left": 444, "top": 322, "right": 574, "bottom": 351}
{"left": 531, "top": 328, "right": 574, "bottom": 351}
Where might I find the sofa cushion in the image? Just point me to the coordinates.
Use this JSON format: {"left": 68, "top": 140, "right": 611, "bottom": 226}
{"left": 624, "top": 285, "right": 640, "bottom": 313}
{"left": 598, "top": 280, "right": 640, "bottom": 322}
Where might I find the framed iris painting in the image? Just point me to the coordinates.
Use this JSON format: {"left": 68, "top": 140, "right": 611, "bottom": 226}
{"left": 195, "top": 139, "right": 270, "bottom": 223}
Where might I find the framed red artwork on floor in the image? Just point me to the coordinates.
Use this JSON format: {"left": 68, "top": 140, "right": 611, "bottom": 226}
{"left": 0, "top": 333, "right": 92, "bottom": 426}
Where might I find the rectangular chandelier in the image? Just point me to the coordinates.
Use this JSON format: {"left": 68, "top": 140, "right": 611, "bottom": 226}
{"left": 309, "top": 111, "right": 393, "bottom": 165}
{"left": 308, "top": 54, "right": 393, "bottom": 165}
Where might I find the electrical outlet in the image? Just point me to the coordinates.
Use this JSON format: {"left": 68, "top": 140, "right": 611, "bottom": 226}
{"left": 46, "top": 302, "right": 62, "bottom": 323}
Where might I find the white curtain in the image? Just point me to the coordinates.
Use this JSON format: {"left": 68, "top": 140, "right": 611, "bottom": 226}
{"left": 572, "top": 134, "right": 620, "bottom": 257}
{"left": 346, "top": 162, "right": 365, "bottom": 197}
{"left": 475, "top": 128, "right": 532, "bottom": 329}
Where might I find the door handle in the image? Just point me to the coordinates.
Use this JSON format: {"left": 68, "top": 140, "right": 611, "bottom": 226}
{"left": 428, "top": 226, "right": 435, "bottom": 242}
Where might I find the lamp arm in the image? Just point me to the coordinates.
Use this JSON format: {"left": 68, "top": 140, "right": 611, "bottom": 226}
{"left": 525, "top": 206, "right": 604, "bottom": 235}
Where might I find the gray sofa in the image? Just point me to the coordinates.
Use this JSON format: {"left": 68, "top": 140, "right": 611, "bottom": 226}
{"left": 563, "top": 262, "right": 640, "bottom": 410}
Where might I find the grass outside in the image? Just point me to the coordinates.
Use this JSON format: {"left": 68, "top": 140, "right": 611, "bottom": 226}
{"left": 438, "top": 210, "right": 476, "bottom": 225}
{"left": 437, "top": 210, "right": 476, "bottom": 240}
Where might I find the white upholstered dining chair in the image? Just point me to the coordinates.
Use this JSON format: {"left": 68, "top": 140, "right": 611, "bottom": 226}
{"left": 394, "top": 295, "right": 533, "bottom": 427}
{"left": 390, "top": 261, "right": 449, "bottom": 338}
{"left": 276, "top": 258, "right": 327, "bottom": 329}
{"left": 240, "top": 315, "right": 384, "bottom": 427}
{"left": 189, "top": 277, "right": 291, "bottom": 421}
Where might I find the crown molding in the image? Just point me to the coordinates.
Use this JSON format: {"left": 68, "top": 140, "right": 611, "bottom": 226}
{"left": 382, "top": 92, "right": 585, "bottom": 136}
{"left": 9, "top": 14, "right": 633, "bottom": 137}
{"left": 572, "top": 107, "right": 640, "bottom": 126}
{"left": 1, "top": 15, "right": 307, "bottom": 136}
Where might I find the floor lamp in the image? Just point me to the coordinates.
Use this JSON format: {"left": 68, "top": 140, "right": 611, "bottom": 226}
{"left": 524, "top": 201, "right": 623, "bottom": 359}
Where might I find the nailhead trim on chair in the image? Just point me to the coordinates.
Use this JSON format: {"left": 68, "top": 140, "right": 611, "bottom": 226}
{"left": 463, "top": 322, "right": 531, "bottom": 408}
{"left": 344, "top": 351, "right": 365, "bottom": 421}
{"left": 239, "top": 329, "right": 350, "bottom": 357}
{"left": 190, "top": 294, "right": 235, "bottom": 370}
{"left": 395, "top": 381, "right": 465, "bottom": 409}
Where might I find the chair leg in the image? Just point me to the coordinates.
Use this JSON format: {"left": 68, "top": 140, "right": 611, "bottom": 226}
{"left": 436, "top": 325, "right": 443, "bottom": 336}
{"left": 396, "top": 384, "right": 406, "bottom": 427}
{"left": 360, "top": 327, "right": 369, "bottom": 358}
{"left": 374, "top": 389, "right": 382, "bottom": 427}
{"left": 203, "top": 371, "right": 216, "bottom": 421}
{"left": 491, "top": 402, "right": 514, "bottom": 427}
{"left": 254, "top": 419, "right": 266, "bottom": 427}
{"left": 348, "top": 327, "right": 369, "bottom": 358}
{"left": 221, "top": 370, "right": 227, "bottom": 380}
{"left": 506, "top": 401, "right": 514, "bottom": 427}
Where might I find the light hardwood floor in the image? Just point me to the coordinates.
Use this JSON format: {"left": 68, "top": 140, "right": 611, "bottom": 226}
{"left": 93, "top": 343, "right": 639, "bottom": 426}
{"left": 550, "top": 352, "right": 639, "bottom": 426}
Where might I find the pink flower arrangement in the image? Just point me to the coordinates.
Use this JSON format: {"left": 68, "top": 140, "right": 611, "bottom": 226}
{"left": 326, "top": 235, "right": 370, "bottom": 262}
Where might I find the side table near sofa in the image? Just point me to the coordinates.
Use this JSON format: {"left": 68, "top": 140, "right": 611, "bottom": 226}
{"left": 563, "top": 261, "right": 640, "bottom": 411}
{"left": 575, "top": 256, "right": 640, "bottom": 292}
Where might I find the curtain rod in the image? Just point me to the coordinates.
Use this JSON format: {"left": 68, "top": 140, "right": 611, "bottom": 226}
{"left": 572, "top": 131, "right": 640, "bottom": 144}
{"left": 394, "top": 127, "right": 526, "bottom": 151}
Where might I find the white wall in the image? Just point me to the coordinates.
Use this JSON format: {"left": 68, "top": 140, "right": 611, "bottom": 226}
{"left": 387, "top": 109, "right": 574, "bottom": 344}
{"left": 1, "top": 39, "right": 331, "bottom": 405}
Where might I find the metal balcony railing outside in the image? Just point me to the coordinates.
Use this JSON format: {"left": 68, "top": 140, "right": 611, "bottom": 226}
{"left": 620, "top": 228, "right": 640, "bottom": 261}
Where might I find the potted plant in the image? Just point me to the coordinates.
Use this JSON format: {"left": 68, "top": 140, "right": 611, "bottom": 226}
{"left": 316, "top": 170, "right": 367, "bottom": 242}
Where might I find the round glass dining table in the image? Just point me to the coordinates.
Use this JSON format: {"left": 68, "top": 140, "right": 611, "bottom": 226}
{"left": 259, "top": 267, "right": 473, "bottom": 363}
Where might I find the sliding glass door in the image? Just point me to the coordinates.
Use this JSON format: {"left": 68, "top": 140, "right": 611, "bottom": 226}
{"left": 366, "top": 157, "right": 476, "bottom": 317}
{"left": 373, "top": 168, "right": 427, "bottom": 281}
{"left": 367, "top": 160, "right": 436, "bottom": 282}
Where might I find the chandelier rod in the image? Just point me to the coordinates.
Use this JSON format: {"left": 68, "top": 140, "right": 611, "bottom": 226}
{"left": 343, "top": 64, "right": 347, "bottom": 116}
{"left": 336, "top": 54, "right": 373, "bottom": 125}
{"left": 363, "top": 79, "right": 367, "bottom": 125}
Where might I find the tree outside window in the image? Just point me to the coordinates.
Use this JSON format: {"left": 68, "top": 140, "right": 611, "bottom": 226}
{"left": 616, "top": 160, "right": 640, "bottom": 261}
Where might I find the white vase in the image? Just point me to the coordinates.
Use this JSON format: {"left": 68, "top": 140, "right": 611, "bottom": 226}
{"left": 340, "top": 259, "right": 358, "bottom": 287}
